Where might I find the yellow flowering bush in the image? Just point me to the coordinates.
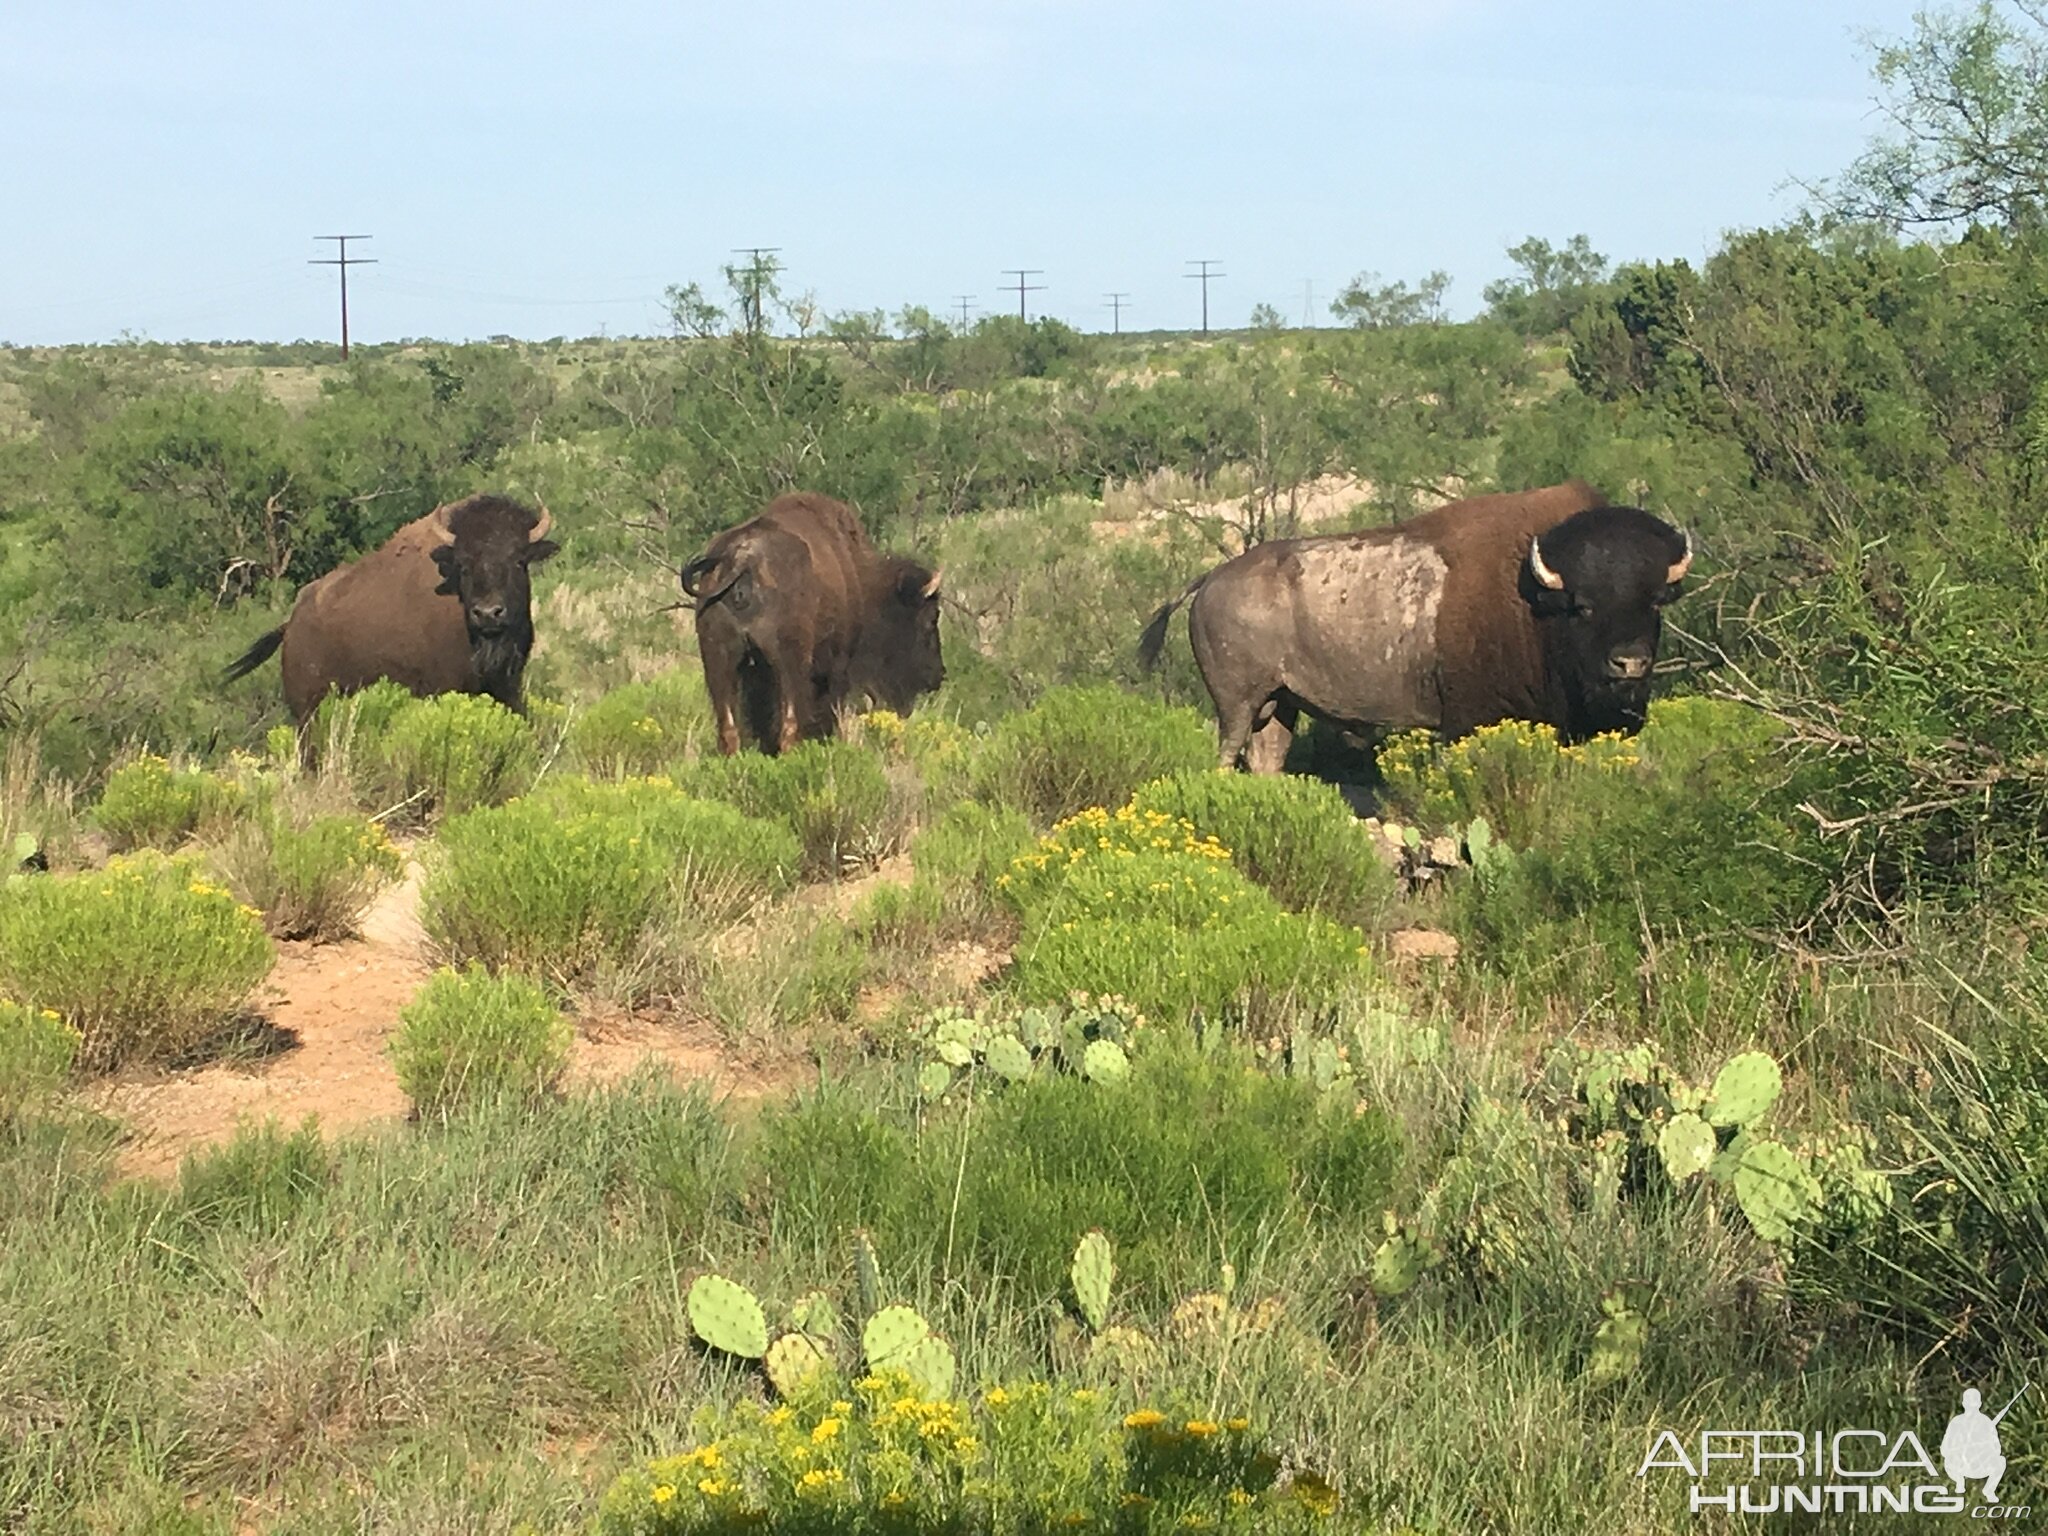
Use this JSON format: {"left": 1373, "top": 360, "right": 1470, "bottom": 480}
{"left": 92, "top": 753, "right": 245, "bottom": 852}
{"left": 0, "top": 850, "right": 273, "bottom": 1070}
{"left": 210, "top": 811, "right": 404, "bottom": 941}
{"left": 0, "top": 998, "right": 80, "bottom": 1125}
{"left": 573, "top": 671, "right": 711, "bottom": 778}
{"left": 597, "top": 1372, "right": 1341, "bottom": 1533}
{"left": 997, "top": 800, "right": 1377, "bottom": 1027}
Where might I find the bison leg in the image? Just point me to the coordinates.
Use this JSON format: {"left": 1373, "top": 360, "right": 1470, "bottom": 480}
{"left": 1245, "top": 700, "right": 1296, "bottom": 776}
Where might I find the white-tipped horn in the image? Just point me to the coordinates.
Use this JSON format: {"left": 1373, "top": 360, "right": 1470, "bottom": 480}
{"left": 920, "top": 567, "right": 942, "bottom": 600}
{"left": 528, "top": 502, "right": 553, "bottom": 543}
{"left": 1528, "top": 535, "right": 1565, "bottom": 591}
{"left": 1665, "top": 531, "right": 1692, "bottom": 586}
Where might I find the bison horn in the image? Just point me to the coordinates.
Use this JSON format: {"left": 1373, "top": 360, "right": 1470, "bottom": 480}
{"left": 920, "top": 568, "right": 942, "bottom": 600}
{"left": 528, "top": 502, "right": 553, "bottom": 544}
{"left": 1665, "top": 531, "right": 1692, "bottom": 586}
{"left": 1528, "top": 535, "right": 1565, "bottom": 591}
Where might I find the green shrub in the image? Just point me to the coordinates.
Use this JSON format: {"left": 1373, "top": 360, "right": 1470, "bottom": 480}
{"left": 996, "top": 802, "right": 1374, "bottom": 1025}
{"left": 422, "top": 778, "right": 798, "bottom": 984}
{"left": 0, "top": 851, "right": 274, "bottom": 1070}
{"left": 307, "top": 678, "right": 416, "bottom": 774}
{"left": 175, "top": 1116, "right": 331, "bottom": 1235}
{"left": 572, "top": 671, "right": 712, "bottom": 777}
{"left": 681, "top": 740, "right": 892, "bottom": 879}
{"left": 599, "top": 1371, "right": 1343, "bottom": 1532}
{"left": 1130, "top": 769, "right": 1397, "bottom": 927}
{"left": 376, "top": 692, "right": 537, "bottom": 819}
{"left": 389, "top": 963, "right": 572, "bottom": 1111}
{"left": 210, "top": 811, "right": 404, "bottom": 941}
{"left": 971, "top": 685, "right": 1212, "bottom": 824}
{"left": 0, "top": 998, "right": 80, "bottom": 1126}
{"left": 92, "top": 754, "right": 244, "bottom": 852}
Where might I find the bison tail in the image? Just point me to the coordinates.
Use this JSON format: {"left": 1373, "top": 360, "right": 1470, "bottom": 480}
{"left": 222, "top": 626, "right": 286, "bottom": 685}
{"left": 1137, "top": 575, "right": 1208, "bottom": 672}
{"left": 679, "top": 554, "right": 741, "bottom": 608}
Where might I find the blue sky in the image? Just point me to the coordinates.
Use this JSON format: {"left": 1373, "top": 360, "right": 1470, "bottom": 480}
{"left": 4, "top": 0, "right": 1926, "bottom": 344}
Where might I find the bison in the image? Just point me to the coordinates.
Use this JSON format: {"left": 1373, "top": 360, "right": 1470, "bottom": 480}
{"left": 1138, "top": 480, "right": 1692, "bottom": 771}
{"left": 680, "top": 491, "right": 944, "bottom": 755}
{"left": 222, "top": 493, "right": 558, "bottom": 725}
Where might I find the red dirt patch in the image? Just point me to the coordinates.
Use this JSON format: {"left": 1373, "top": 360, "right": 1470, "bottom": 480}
{"left": 96, "top": 862, "right": 810, "bottom": 1180}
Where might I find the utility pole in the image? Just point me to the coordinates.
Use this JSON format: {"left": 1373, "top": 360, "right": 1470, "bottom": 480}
{"left": 1104, "top": 292, "right": 1131, "bottom": 334}
{"left": 731, "top": 246, "right": 782, "bottom": 334}
{"left": 1185, "top": 259, "right": 1224, "bottom": 334}
{"left": 953, "top": 294, "right": 977, "bottom": 328}
{"left": 1001, "top": 268, "right": 1046, "bottom": 321}
{"left": 310, "top": 236, "right": 375, "bottom": 359}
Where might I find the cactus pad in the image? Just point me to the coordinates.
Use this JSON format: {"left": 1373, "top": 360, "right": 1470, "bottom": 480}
{"left": 902, "top": 1334, "right": 956, "bottom": 1399}
{"left": 1657, "top": 1112, "right": 1717, "bottom": 1182}
{"left": 765, "top": 1332, "right": 830, "bottom": 1398}
{"left": 687, "top": 1273, "right": 768, "bottom": 1360}
{"left": 1168, "top": 1290, "right": 1231, "bottom": 1340}
{"left": 862, "top": 1304, "right": 931, "bottom": 1369}
{"left": 787, "top": 1291, "right": 841, "bottom": 1342}
{"left": 1705, "top": 1051, "right": 1781, "bottom": 1128}
{"left": 1731, "top": 1138, "right": 1818, "bottom": 1243}
{"left": 1071, "top": 1230, "right": 1114, "bottom": 1332}
{"left": 1082, "top": 1039, "right": 1130, "bottom": 1085}
{"left": 985, "top": 1034, "right": 1033, "bottom": 1082}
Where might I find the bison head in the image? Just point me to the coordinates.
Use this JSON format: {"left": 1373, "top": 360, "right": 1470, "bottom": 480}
{"left": 853, "top": 558, "right": 946, "bottom": 713}
{"left": 425, "top": 495, "right": 559, "bottom": 687}
{"left": 1522, "top": 506, "right": 1691, "bottom": 737}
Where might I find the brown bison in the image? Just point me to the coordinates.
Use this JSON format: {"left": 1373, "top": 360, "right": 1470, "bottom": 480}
{"left": 223, "top": 494, "right": 558, "bottom": 724}
{"left": 680, "top": 492, "right": 944, "bottom": 755}
{"left": 1138, "top": 480, "right": 1692, "bottom": 771}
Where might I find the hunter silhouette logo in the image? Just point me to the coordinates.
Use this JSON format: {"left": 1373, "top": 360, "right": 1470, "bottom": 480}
{"left": 1943, "top": 1386, "right": 2027, "bottom": 1505}
{"left": 1638, "top": 1383, "right": 2031, "bottom": 1518}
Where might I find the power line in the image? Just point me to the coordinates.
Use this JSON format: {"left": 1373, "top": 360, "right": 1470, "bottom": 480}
{"left": 309, "top": 235, "right": 375, "bottom": 359}
{"left": 1001, "top": 269, "right": 1046, "bottom": 321}
{"left": 1185, "top": 259, "right": 1225, "bottom": 335}
{"left": 731, "top": 246, "right": 782, "bottom": 333}
{"left": 1104, "top": 292, "right": 1131, "bottom": 335}
{"left": 953, "top": 294, "right": 977, "bottom": 328}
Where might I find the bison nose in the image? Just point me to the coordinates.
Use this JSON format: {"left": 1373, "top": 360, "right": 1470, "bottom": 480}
{"left": 1606, "top": 651, "right": 1653, "bottom": 682}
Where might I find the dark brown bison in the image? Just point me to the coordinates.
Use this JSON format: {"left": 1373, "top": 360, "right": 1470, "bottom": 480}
{"left": 1138, "top": 480, "right": 1692, "bottom": 771}
{"left": 680, "top": 492, "right": 944, "bottom": 755}
{"left": 223, "top": 494, "right": 558, "bottom": 724}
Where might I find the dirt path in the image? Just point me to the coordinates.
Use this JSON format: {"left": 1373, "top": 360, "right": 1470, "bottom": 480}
{"left": 96, "top": 863, "right": 804, "bottom": 1180}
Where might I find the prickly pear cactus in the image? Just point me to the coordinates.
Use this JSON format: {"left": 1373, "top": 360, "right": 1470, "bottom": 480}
{"left": 853, "top": 1230, "right": 881, "bottom": 1319}
{"left": 1657, "top": 1112, "right": 1717, "bottom": 1182}
{"left": 1731, "top": 1138, "right": 1819, "bottom": 1243}
{"left": 787, "top": 1291, "right": 840, "bottom": 1342}
{"left": 902, "top": 1334, "right": 956, "bottom": 1399}
{"left": 985, "top": 1034, "right": 1033, "bottom": 1083}
{"left": 765, "top": 1332, "right": 830, "bottom": 1398}
{"left": 1071, "top": 1230, "right": 1114, "bottom": 1332}
{"left": 1082, "top": 1038, "right": 1129, "bottom": 1085}
{"left": 862, "top": 1304, "right": 931, "bottom": 1370}
{"left": 687, "top": 1273, "right": 769, "bottom": 1360}
{"left": 1705, "top": 1051, "right": 1782, "bottom": 1128}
